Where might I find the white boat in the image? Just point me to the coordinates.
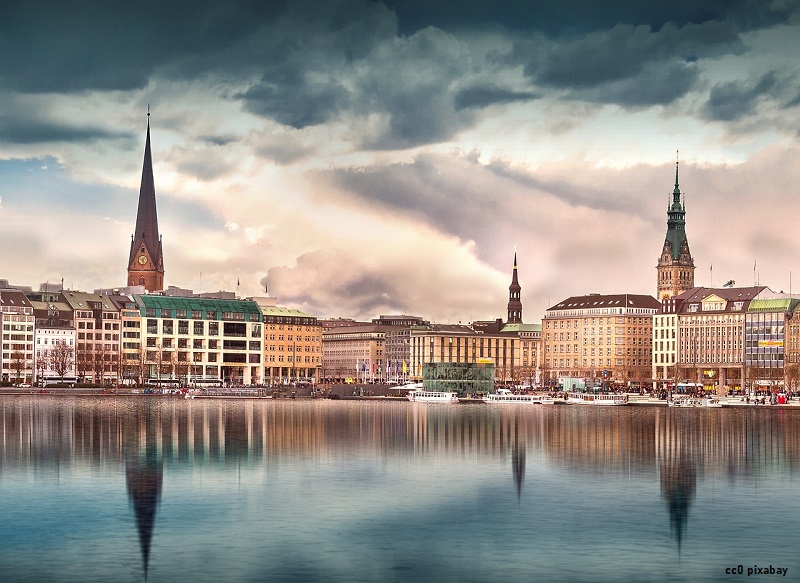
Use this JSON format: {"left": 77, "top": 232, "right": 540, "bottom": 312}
{"left": 668, "top": 396, "right": 723, "bottom": 408}
{"left": 483, "top": 388, "right": 555, "bottom": 405}
{"left": 567, "top": 392, "right": 628, "bottom": 406}
{"left": 407, "top": 389, "right": 459, "bottom": 404}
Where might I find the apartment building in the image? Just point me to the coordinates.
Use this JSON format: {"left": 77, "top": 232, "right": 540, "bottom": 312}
{"left": 0, "top": 289, "right": 35, "bottom": 384}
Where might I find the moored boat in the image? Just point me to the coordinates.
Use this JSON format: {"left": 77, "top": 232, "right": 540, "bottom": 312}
{"left": 567, "top": 392, "right": 628, "bottom": 406}
{"left": 483, "top": 388, "right": 555, "bottom": 405}
{"left": 407, "top": 389, "right": 459, "bottom": 404}
{"left": 668, "top": 396, "right": 723, "bottom": 408}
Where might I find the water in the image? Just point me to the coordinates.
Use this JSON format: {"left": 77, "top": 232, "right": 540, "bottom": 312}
{"left": 0, "top": 397, "right": 798, "bottom": 583}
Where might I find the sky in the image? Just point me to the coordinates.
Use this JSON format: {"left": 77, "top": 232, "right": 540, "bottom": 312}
{"left": 1, "top": 0, "right": 800, "bottom": 324}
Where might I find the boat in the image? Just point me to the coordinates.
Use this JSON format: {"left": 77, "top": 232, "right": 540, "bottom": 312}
{"left": 407, "top": 389, "right": 459, "bottom": 404}
{"left": 668, "top": 396, "right": 723, "bottom": 408}
{"left": 483, "top": 388, "right": 555, "bottom": 405}
{"left": 567, "top": 392, "right": 628, "bottom": 406}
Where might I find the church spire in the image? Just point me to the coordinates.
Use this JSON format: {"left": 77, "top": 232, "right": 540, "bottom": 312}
{"left": 507, "top": 249, "right": 522, "bottom": 324}
{"left": 656, "top": 151, "right": 694, "bottom": 301}
{"left": 127, "top": 112, "right": 165, "bottom": 291}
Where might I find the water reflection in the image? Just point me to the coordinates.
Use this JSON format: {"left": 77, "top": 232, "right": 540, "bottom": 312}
{"left": 124, "top": 401, "right": 163, "bottom": 580}
{"left": 1, "top": 398, "right": 799, "bottom": 581}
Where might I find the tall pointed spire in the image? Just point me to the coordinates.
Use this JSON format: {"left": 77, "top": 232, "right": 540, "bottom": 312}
{"left": 507, "top": 249, "right": 522, "bottom": 324}
{"left": 127, "top": 111, "right": 165, "bottom": 291}
{"left": 656, "top": 151, "right": 694, "bottom": 301}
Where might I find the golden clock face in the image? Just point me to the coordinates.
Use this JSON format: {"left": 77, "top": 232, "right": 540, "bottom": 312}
{"left": 138, "top": 255, "right": 148, "bottom": 265}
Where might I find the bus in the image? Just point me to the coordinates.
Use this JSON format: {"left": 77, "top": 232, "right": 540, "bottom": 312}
{"left": 191, "top": 377, "right": 223, "bottom": 389}
{"left": 41, "top": 375, "right": 80, "bottom": 387}
{"left": 147, "top": 378, "right": 181, "bottom": 389}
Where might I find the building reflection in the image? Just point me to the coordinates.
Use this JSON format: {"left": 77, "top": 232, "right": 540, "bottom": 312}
{"left": 2, "top": 398, "right": 800, "bottom": 562}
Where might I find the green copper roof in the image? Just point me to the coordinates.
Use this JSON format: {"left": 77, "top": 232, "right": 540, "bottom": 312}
{"left": 135, "top": 294, "right": 261, "bottom": 318}
{"left": 500, "top": 323, "right": 541, "bottom": 333}
{"left": 664, "top": 158, "right": 690, "bottom": 261}
{"left": 748, "top": 298, "right": 800, "bottom": 312}
{"left": 261, "top": 305, "right": 316, "bottom": 318}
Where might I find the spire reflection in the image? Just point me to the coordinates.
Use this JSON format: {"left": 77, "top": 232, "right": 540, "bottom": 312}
{"left": 125, "top": 401, "right": 163, "bottom": 580}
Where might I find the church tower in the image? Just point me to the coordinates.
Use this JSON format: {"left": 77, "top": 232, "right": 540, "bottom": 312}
{"left": 656, "top": 154, "right": 694, "bottom": 301}
{"left": 127, "top": 114, "right": 164, "bottom": 292}
{"left": 507, "top": 251, "right": 522, "bottom": 324}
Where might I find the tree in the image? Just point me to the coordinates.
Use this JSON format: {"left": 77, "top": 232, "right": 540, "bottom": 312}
{"left": 785, "top": 363, "right": 800, "bottom": 394}
{"left": 11, "top": 349, "right": 27, "bottom": 385}
{"left": 75, "top": 343, "right": 92, "bottom": 382}
{"left": 50, "top": 339, "right": 74, "bottom": 380}
{"left": 35, "top": 348, "right": 48, "bottom": 385}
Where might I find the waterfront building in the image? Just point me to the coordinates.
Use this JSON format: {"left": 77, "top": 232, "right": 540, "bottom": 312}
{"left": 652, "top": 296, "right": 679, "bottom": 393}
{"left": 543, "top": 293, "right": 660, "bottom": 390}
{"left": 499, "top": 322, "right": 542, "bottom": 386}
{"left": 786, "top": 305, "right": 800, "bottom": 392}
{"left": 671, "top": 286, "right": 768, "bottom": 392}
{"left": 744, "top": 297, "right": 800, "bottom": 392}
{"left": 0, "top": 289, "right": 35, "bottom": 384}
{"left": 110, "top": 294, "right": 144, "bottom": 385}
{"left": 127, "top": 115, "right": 165, "bottom": 292}
{"left": 29, "top": 295, "right": 76, "bottom": 382}
{"left": 259, "top": 304, "right": 322, "bottom": 385}
{"left": 656, "top": 156, "right": 695, "bottom": 301}
{"left": 132, "top": 295, "right": 263, "bottom": 386}
{"left": 408, "top": 324, "right": 525, "bottom": 384}
{"left": 59, "top": 290, "right": 120, "bottom": 384}
{"left": 322, "top": 324, "right": 394, "bottom": 382}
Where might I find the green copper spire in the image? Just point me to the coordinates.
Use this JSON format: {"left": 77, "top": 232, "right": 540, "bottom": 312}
{"left": 665, "top": 152, "right": 687, "bottom": 260}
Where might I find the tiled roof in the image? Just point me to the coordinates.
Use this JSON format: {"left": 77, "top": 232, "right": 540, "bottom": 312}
{"left": 548, "top": 293, "right": 660, "bottom": 311}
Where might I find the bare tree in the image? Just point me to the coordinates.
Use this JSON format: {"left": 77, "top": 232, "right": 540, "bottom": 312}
{"left": 785, "top": 363, "right": 800, "bottom": 394}
{"left": 35, "top": 348, "right": 48, "bottom": 385}
{"left": 11, "top": 349, "right": 27, "bottom": 385}
{"left": 50, "top": 340, "right": 74, "bottom": 380}
{"left": 75, "top": 343, "right": 92, "bottom": 382}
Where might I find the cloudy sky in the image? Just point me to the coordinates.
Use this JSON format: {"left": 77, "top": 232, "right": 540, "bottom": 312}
{"left": 1, "top": 1, "right": 800, "bottom": 323}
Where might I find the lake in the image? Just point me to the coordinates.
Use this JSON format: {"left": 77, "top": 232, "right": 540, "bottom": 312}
{"left": 0, "top": 396, "right": 797, "bottom": 582}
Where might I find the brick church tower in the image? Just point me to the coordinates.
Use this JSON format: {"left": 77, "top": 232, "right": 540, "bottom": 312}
{"left": 127, "top": 114, "right": 164, "bottom": 292}
{"left": 507, "top": 251, "right": 522, "bottom": 324}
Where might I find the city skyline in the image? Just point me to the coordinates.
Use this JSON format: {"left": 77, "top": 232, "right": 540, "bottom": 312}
{"left": 1, "top": 1, "right": 800, "bottom": 323}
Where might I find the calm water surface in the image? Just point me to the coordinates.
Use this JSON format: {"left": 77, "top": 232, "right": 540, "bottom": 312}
{"left": 1, "top": 396, "right": 798, "bottom": 583}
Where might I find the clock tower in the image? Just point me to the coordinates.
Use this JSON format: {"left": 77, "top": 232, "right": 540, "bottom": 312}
{"left": 127, "top": 114, "right": 164, "bottom": 292}
{"left": 656, "top": 154, "right": 694, "bottom": 301}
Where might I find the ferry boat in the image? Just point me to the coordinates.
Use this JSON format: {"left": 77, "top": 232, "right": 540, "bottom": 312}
{"left": 567, "top": 392, "right": 628, "bottom": 406}
{"left": 668, "top": 396, "right": 723, "bottom": 408}
{"left": 407, "top": 389, "right": 459, "bottom": 404}
{"left": 483, "top": 388, "right": 555, "bottom": 405}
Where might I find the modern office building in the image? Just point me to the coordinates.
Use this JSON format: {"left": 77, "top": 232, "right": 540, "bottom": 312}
{"left": 132, "top": 295, "right": 263, "bottom": 386}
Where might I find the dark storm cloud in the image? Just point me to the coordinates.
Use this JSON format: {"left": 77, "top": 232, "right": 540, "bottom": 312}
{"left": 237, "top": 80, "right": 351, "bottom": 129}
{"left": 0, "top": 115, "right": 132, "bottom": 145}
{"left": 384, "top": 0, "right": 800, "bottom": 35}
{"left": 703, "top": 72, "right": 780, "bottom": 121}
{"left": 453, "top": 85, "right": 538, "bottom": 110}
{"left": 0, "top": 0, "right": 286, "bottom": 93}
{"left": 508, "top": 20, "right": 742, "bottom": 105}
